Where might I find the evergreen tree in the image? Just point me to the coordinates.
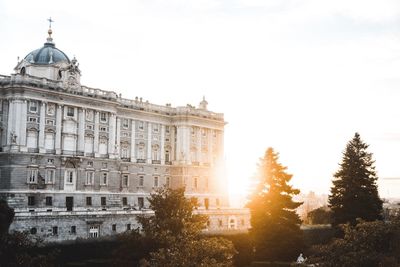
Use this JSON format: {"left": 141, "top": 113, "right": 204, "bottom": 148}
{"left": 329, "top": 132, "right": 383, "bottom": 226}
{"left": 248, "top": 148, "right": 303, "bottom": 261}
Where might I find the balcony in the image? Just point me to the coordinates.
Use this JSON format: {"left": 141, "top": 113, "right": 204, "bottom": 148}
{"left": 136, "top": 159, "right": 146, "bottom": 163}
{"left": 152, "top": 160, "right": 161, "bottom": 164}
{"left": 165, "top": 161, "right": 172, "bottom": 165}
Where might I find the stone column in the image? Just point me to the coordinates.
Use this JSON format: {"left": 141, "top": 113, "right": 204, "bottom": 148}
{"left": 183, "top": 126, "right": 190, "bottom": 163}
{"left": 116, "top": 117, "right": 121, "bottom": 158}
{"left": 130, "top": 120, "right": 136, "bottom": 162}
{"left": 170, "top": 126, "right": 175, "bottom": 162}
{"left": 38, "top": 102, "right": 46, "bottom": 153}
{"left": 176, "top": 126, "right": 183, "bottom": 162}
{"left": 94, "top": 111, "right": 100, "bottom": 157}
{"left": 160, "top": 125, "right": 165, "bottom": 165}
{"left": 77, "top": 108, "right": 85, "bottom": 155}
{"left": 6, "top": 99, "right": 14, "bottom": 146}
{"left": 196, "top": 127, "right": 201, "bottom": 163}
{"left": 147, "top": 122, "right": 152, "bottom": 164}
{"left": 218, "top": 130, "right": 224, "bottom": 161}
{"left": 55, "top": 104, "right": 62, "bottom": 154}
{"left": 208, "top": 129, "right": 213, "bottom": 164}
{"left": 19, "top": 99, "right": 27, "bottom": 152}
{"left": 108, "top": 113, "right": 116, "bottom": 158}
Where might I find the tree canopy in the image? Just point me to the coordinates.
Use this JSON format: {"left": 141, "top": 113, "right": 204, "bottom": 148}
{"left": 310, "top": 219, "right": 400, "bottom": 267}
{"left": 329, "top": 133, "right": 383, "bottom": 226}
{"left": 116, "top": 187, "right": 236, "bottom": 267}
{"left": 247, "top": 147, "right": 303, "bottom": 261}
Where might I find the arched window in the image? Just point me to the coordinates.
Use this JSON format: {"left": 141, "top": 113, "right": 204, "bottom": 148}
{"left": 27, "top": 129, "right": 38, "bottom": 150}
{"left": 20, "top": 67, "right": 26, "bottom": 76}
{"left": 229, "top": 217, "right": 237, "bottom": 229}
{"left": 152, "top": 145, "right": 159, "bottom": 161}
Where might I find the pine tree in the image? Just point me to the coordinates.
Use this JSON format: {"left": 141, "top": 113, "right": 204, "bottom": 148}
{"left": 248, "top": 148, "right": 303, "bottom": 261}
{"left": 329, "top": 132, "right": 383, "bottom": 226}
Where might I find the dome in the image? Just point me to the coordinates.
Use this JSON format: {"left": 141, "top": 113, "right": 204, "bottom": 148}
{"left": 24, "top": 41, "right": 70, "bottom": 65}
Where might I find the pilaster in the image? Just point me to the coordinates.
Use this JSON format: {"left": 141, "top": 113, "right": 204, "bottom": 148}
{"left": 130, "top": 120, "right": 136, "bottom": 162}
{"left": 160, "top": 125, "right": 165, "bottom": 165}
{"left": 147, "top": 122, "right": 152, "bottom": 164}
{"left": 94, "top": 111, "right": 99, "bottom": 157}
{"left": 38, "top": 101, "right": 46, "bottom": 153}
{"left": 108, "top": 113, "right": 116, "bottom": 158}
{"left": 77, "top": 108, "right": 85, "bottom": 154}
{"left": 19, "top": 99, "right": 28, "bottom": 151}
{"left": 55, "top": 104, "right": 62, "bottom": 155}
{"left": 116, "top": 117, "right": 121, "bottom": 158}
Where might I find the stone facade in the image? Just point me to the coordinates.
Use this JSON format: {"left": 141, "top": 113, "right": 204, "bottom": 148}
{"left": 0, "top": 28, "right": 250, "bottom": 241}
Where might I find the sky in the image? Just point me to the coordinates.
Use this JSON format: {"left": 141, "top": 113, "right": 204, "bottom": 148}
{"left": 1, "top": 0, "right": 400, "bottom": 203}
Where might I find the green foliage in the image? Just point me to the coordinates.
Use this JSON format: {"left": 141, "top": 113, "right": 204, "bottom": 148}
{"left": 248, "top": 148, "right": 303, "bottom": 261}
{"left": 309, "top": 219, "right": 400, "bottom": 267}
{"left": 137, "top": 187, "right": 208, "bottom": 245}
{"left": 149, "top": 237, "right": 235, "bottom": 267}
{"left": 306, "top": 207, "right": 332, "bottom": 225}
{"left": 329, "top": 133, "right": 383, "bottom": 226}
{"left": 0, "top": 231, "right": 59, "bottom": 267}
{"left": 116, "top": 187, "right": 236, "bottom": 266}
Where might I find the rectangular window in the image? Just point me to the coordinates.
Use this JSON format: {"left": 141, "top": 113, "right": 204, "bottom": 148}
{"left": 112, "top": 224, "right": 116, "bottom": 232}
{"left": 126, "top": 224, "right": 131, "bottom": 231}
{"left": 138, "top": 197, "right": 144, "bottom": 209}
{"left": 27, "top": 169, "right": 38, "bottom": 184}
{"left": 194, "top": 177, "right": 198, "bottom": 189}
{"left": 29, "top": 101, "right": 38, "bottom": 113}
{"left": 153, "top": 124, "right": 159, "bottom": 132}
{"left": 101, "top": 173, "right": 108, "bottom": 185}
{"left": 86, "top": 171, "right": 94, "bottom": 185}
{"left": 138, "top": 121, "right": 144, "bottom": 130}
{"left": 71, "top": 226, "right": 76, "bottom": 234}
{"left": 100, "top": 126, "right": 107, "bottom": 132}
{"left": 46, "top": 169, "right": 55, "bottom": 184}
{"left": 86, "top": 124, "right": 94, "bottom": 130}
{"left": 52, "top": 226, "right": 58, "bottom": 235}
{"left": 166, "top": 126, "right": 170, "bottom": 133}
{"left": 121, "top": 148, "right": 129, "bottom": 159}
{"left": 100, "top": 112, "right": 107, "bottom": 122}
{"left": 122, "top": 197, "right": 128, "bottom": 206}
{"left": 101, "top": 197, "right": 106, "bottom": 206}
{"left": 67, "top": 107, "right": 74, "bottom": 117}
{"left": 28, "top": 117, "right": 38, "bottom": 123}
{"left": 47, "top": 158, "right": 54, "bottom": 164}
{"left": 154, "top": 177, "right": 159, "bottom": 188}
{"left": 88, "top": 161, "right": 93, "bottom": 167}
{"left": 122, "top": 175, "right": 129, "bottom": 187}
{"left": 28, "top": 196, "right": 35, "bottom": 206}
{"left": 122, "top": 119, "right": 129, "bottom": 129}
{"left": 138, "top": 176, "right": 144, "bottom": 187}
{"left": 46, "top": 119, "right": 55, "bottom": 125}
{"left": 66, "top": 171, "right": 74, "bottom": 184}
{"left": 89, "top": 226, "right": 99, "bottom": 238}
{"left": 86, "top": 197, "right": 92, "bottom": 206}
{"left": 45, "top": 196, "right": 52, "bottom": 206}
{"left": 102, "top": 162, "right": 107, "bottom": 169}
{"left": 166, "top": 177, "right": 170, "bottom": 188}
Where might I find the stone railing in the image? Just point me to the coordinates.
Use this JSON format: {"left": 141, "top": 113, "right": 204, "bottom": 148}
{"left": 0, "top": 74, "right": 224, "bottom": 121}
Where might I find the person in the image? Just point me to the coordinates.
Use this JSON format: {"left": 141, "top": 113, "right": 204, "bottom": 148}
{"left": 297, "top": 253, "right": 306, "bottom": 264}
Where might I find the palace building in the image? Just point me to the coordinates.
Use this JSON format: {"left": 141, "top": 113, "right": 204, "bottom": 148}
{"left": 0, "top": 27, "right": 249, "bottom": 241}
